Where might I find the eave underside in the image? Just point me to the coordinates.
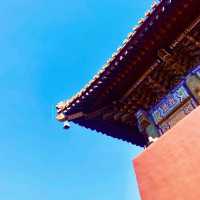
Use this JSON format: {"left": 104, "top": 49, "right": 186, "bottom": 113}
{"left": 57, "top": 0, "right": 200, "bottom": 147}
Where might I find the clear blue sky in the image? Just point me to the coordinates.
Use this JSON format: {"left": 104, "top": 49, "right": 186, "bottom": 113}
{"left": 1, "top": 0, "right": 153, "bottom": 199}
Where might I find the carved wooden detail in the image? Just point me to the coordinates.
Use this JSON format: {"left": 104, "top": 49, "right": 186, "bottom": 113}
{"left": 91, "top": 15, "right": 200, "bottom": 128}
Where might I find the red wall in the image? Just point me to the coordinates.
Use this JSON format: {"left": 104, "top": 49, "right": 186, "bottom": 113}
{"left": 133, "top": 106, "right": 200, "bottom": 200}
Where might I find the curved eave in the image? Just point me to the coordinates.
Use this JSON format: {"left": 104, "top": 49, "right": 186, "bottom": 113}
{"left": 57, "top": 0, "right": 200, "bottom": 117}
{"left": 56, "top": 0, "right": 200, "bottom": 146}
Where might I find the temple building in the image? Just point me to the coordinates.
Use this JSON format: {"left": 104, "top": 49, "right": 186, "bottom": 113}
{"left": 56, "top": 0, "right": 200, "bottom": 147}
{"left": 56, "top": 1, "right": 200, "bottom": 199}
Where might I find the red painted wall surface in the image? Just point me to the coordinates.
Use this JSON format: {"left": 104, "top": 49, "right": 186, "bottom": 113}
{"left": 133, "top": 106, "right": 200, "bottom": 200}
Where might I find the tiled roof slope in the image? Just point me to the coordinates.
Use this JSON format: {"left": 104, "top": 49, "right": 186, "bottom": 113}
{"left": 56, "top": 0, "right": 200, "bottom": 146}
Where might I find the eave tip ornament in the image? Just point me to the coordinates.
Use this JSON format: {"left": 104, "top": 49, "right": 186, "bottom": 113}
{"left": 56, "top": 101, "right": 67, "bottom": 122}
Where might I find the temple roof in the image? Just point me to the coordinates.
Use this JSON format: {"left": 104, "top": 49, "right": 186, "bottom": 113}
{"left": 56, "top": 0, "right": 200, "bottom": 147}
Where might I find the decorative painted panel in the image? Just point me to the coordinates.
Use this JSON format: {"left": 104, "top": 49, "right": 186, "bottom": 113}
{"left": 150, "top": 84, "right": 190, "bottom": 124}
{"left": 159, "top": 98, "right": 197, "bottom": 134}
